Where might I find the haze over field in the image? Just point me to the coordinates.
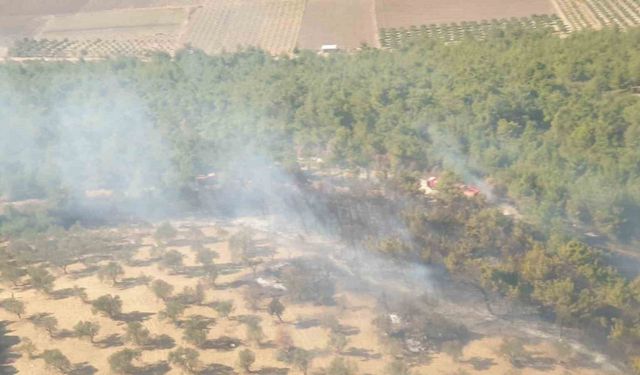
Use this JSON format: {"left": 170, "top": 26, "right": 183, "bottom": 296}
{"left": 1, "top": 1, "right": 640, "bottom": 375}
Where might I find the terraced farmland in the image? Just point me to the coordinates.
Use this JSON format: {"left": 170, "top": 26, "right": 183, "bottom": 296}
{"left": 379, "top": 15, "right": 566, "bottom": 47}
{"left": 552, "top": 0, "right": 640, "bottom": 31}
{"left": 185, "top": 0, "right": 305, "bottom": 54}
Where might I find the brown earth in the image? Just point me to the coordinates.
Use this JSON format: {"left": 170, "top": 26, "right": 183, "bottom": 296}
{"left": 375, "top": 0, "right": 556, "bottom": 28}
{"left": 0, "top": 220, "right": 616, "bottom": 374}
{"left": 185, "top": 0, "right": 305, "bottom": 54}
{"left": 297, "top": 0, "right": 379, "bottom": 50}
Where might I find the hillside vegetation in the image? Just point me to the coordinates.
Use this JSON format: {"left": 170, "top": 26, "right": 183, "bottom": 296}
{"left": 1, "top": 27, "right": 640, "bottom": 373}
{"left": 2, "top": 28, "right": 639, "bottom": 239}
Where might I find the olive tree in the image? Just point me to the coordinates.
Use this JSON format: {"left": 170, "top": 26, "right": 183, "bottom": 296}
{"left": 237, "top": 349, "right": 255, "bottom": 374}
{"left": 161, "top": 250, "right": 184, "bottom": 273}
{"left": 73, "top": 321, "right": 100, "bottom": 343}
{"left": 195, "top": 248, "right": 216, "bottom": 266}
{"left": 268, "top": 297, "right": 285, "bottom": 322}
{"left": 328, "top": 331, "right": 348, "bottom": 354}
{"left": 32, "top": 314, "right": 58, "bottom": 337}
{"left": 150, "top": 279, "right": 174, "bottom": 301}
{"left": 159, "top": 299, "right": 186, "bottom": 325}
{"left": 1, "top": 297, "right": 25, "bottom": 319}
{"left": 98, "top": 261, "right": 124, "bottom": 285}
{"left": 182, "top": 316, "right": 210, "bottom": 348}
{"left": 168, "top": 346, "right": 201, "bottom": 374}
{"left": 108, "top": 348, "right": 141, "bottom": 374}
{"left": 27, "top": 266, "right": 55, "bottom": 294}
{"left": 291, "top": 348, "right": 313, "bottom": 375}
{"left": 16, "top": 337, "right": 37, "bottom": 359}
{"left": 245, "top": 318, "right": 265, "bottom": 346}
{"left": 213, "top": 300, "right": 234, "bottom": 319}
{"left": 124, "top": 321, "right": 151, "bottom": 347}
{"left": 42, "top": 349, "right": 72, "bottom": 373}
{"left": 154, "top": 222, "right": 178, "bottom": 244}
{"left": 91, "top": 294, "right": 122, "bottom": 319}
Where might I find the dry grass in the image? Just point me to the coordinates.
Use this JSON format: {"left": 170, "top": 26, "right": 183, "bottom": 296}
{"left": 0, "top": 220, "right": 612, "bottom": 374}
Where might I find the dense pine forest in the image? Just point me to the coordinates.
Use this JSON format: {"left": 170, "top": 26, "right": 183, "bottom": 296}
{"left": 2, "top": 28, "right": 639, "bottom": 239}
{"left": 1, "top": 27, "right": 640, "bottom": 373}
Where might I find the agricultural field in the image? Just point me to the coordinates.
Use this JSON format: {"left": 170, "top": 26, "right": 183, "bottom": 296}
{"left": 185, "top": 0, "right": 305, "bottom": 55}
{"left": 81, "top": 0, "right": 204, "bottom": 12}
{"left": 379, "top": 15, "right": 566, "bottom": 47}
{"left": 552, "top": 0, "right": 640, "bottom": 31}
{"left": 2, "top": 0, "right": 640, "bottom": 58}
{"left": 297, "top": 0, "right": 379, "bottom": 50}
{"left": 0, "top": 0, "right": 90, "bottom": 16}
{"left": 10, "top": 38, "right": 177, "bottom": 59}
{"left": 0, "top": 220, "right": 614, "bottom": 374}
{"left": 37, "top": 8, "right": 188, "bottom": 41}
{"left": 375, "top": 0, "right": 556, "bottom": 29}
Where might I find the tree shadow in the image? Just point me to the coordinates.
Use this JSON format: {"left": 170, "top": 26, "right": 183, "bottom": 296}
{"left": 117, "top": 311, "right": 154, "bottom": 323}
{"left": 202, "top": 336, "right": 243, "bottom": 351}
{"left": 137, "top": 360, "right": 171, "bottom": 375}
{"left": 252, "top": 367, "right": 289, "bottom": 375}
{"left": 463, "top": 357, "right": 496, "bottom": 371}
{"left": 69, "top": 265, "right": 100, "bottom": 279}
{"left": 96, "top": 333, "right": 124, "bottom": 348}
{"left": 258, "top": 340, "right": 277, "bottom": 349}
{"left": 56, "top": 329, "right": 75, "bottom": 339}
{"left": 117, "top": 276, "right": 150, "bottom": 290}
{"left": 337, "top": 324, "right": 360, "bottom": 336}
{"left": 0, "top": 321, "right": 19, "bottom": 375}
{"left": 146, "top": 334, "right": 175, "bottom": 350}
{"left": 126, "top": 258, "right": 156, "bottom": 268}
{"left": 198, "top": 363, "right": 236, "bottom": 375}
{"left": 521, "top": 354, "right": 556, "bottom": 371}
{"left": 70, "top": 362, "right": 98, "bottom": 375}
{"left": 51, "top": 287, "right": 77, "bottom": 300}
{"left": 215, "top": 279, "right": 247, "bottom": 290}
{"left": 294, "top": 318, "right": 320, "bottom": 329}
{"left": 342, "top": 347, "right": 381, "bottom": 360}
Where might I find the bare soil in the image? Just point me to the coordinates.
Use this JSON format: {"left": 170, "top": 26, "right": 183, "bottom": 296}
{"left": 0, "top": 220, "right": 617, "bottom": 374}
{"left": 375, "top": 0, "right": 556, "bottom": 28}
{"left": 185, "top": 0, "right": 305, "bottom": 55}
{"left": 297, "top": 0, "right": 378, "bottom": 50}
